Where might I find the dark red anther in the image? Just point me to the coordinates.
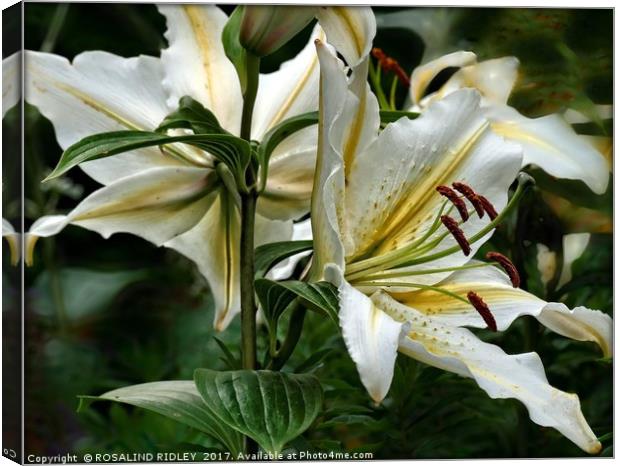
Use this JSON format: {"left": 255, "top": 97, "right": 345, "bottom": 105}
{"left": 486, "top": 252, "right": 520, "bottom": 288}
{"left": 371, "top": 48, "right": 410, "bottom": 87}
{"left": 440, "top": 215, "right": 471, "bottom": 256}
{"left": 467, "top": 291, "right": 497, "bottom": 331}
{"left": 478, "top": 194, "right": 498, "bottom": 220}
{"left": 452, "top": 182, "right": 485, "bottom": 218}
{"left": 436, "top": 185, "right": 469, "bottom": 222}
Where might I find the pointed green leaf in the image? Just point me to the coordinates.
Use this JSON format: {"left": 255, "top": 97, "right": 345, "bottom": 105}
{"left": 255, "top": 278, "right": 339, "bottom": 324}
{"left": 194, "top": 369, "right": 323, "bottom": 454}
{"left": 157, "top": 96, "right": 228, "bottom": 135}
{"left": 78, "top": 381, "right": 244, "bottom": 456}
{"left": 45, "top": 130, "right": 251, "bottom": 189}
{"left": 254, "top": 240, "right": 313, "bottom": 279}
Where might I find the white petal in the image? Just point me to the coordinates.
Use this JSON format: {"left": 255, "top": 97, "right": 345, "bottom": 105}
{"left": 388, "top": 298, "right": 602, "bottom": 454}
{"left": 328, "top": 267, "right": 404, "bottom": 403}
{"left": 309, "top": 42, "right": 349, "bottom": 278}
{"left": 440, "top": 57, "right": 520, "bottom": 106}
{"left": 24, "top": 50, "right": 185, "bottom": 185}
{"left": 487, "top": 105, "right": 609, "bottom": 194}
{"left": 563, "top": 104, "right": 612, "bottom": 124}
{"left": 257, "top": 126, "right": 317, "bottom": 221}
{"left": 409, "top": 51, "right": 477, "bottom": 105}
{"left": 344, "top": 90, "right": 522, "bottom": 278}
{"left": 267, "top": 219, "right": 313, "bottom": 281}
{"left": 381, "top": 263, "right": 612, "bottom": 356}
{"left": 558, "top": 233, "right": 590, "bottom": 288}
{"left": 2, "top": 52, "right": 20, "bottom": 117}
{"left": 2, "top": 218, "right": 20, "bottom": 266}
{"left": 316, "top": 6, "right": 376, "bottom": 67}
{"left": 158, "top": 5, "right": 243, "bottom": 134}
{"left": 536, "top": 243, "right": 557, "bottom": 287}
{"left": 252, "top": 25, "right": 324, "bottom": 139}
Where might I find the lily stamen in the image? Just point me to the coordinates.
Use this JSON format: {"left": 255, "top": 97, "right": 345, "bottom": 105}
{"left": 452, "top": 181, "right": 485, "bottom": 218}
{"left": 478, "top": 194, "right": 498, "bottom": 220}
{"left": 486, "top": 252, "right": 520, "bottom": 287}
{"left": 440, "top": 215, "right": 471, "bottom": 256}
{"left": 436, "top": 185, "right": 469, "bottom": 221}
{"left": 371, "top": 47, "right": 411, "bottom": 87}
{"left": 467, "top": 291, "right": 497, "bottom": 331}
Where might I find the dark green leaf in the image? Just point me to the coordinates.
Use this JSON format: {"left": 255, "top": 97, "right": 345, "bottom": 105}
{"left": 213, "top": 337, "right": 240, "bottom": 370}
{"left": 194, "top": 369, "right": 323, "bottom": 454}
{"left": 255, "top": 278, "right": 339, "bottom": 324}
{"left": 222, "top": 6, "right": 248, "bottom": 93}
{"left": 254, "top": 240, "right": 313, "bottom": 279}
{"left": 157, "top": 96, "right": 227, "bottom": 135}
{"left": 78, "top": 381, "right": 244, "bottom": 456}
{"left": 45, "top": 130, "right": 251, "bottom": 189}
{"left": 294, "top": 348, "right": 334, "bottom": 373}
{"left": 379, "top": 109, "right": 420, "bottom": 123}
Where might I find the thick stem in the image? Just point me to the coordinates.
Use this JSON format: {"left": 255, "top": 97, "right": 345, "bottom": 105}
{"left": 240, "top": 192, "right": 258, "bottom": 371}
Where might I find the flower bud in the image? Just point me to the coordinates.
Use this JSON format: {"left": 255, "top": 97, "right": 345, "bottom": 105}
{"left": 240, "top": 6, "right": 316, "bottom": 56}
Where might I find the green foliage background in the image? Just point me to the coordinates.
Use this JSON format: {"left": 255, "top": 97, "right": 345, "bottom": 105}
{"left": 10, "top": 3, "right": 612, "bottom": 459}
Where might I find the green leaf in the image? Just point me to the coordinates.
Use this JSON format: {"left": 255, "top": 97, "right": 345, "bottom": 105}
{"left": 255, "top": 278, "right": 339, "bottom": 324}
{"left": 257, "top": 111, "right": 318, "bottom": 192}
{"left": 379, "top": 109, "right": 420, "bottom": 124}
{"left": 157, "top": 96, "right": 228, "bottom": 135}
{"left": 194, "top": 369, "right": 323, "bottom": 454}
{"left": 213, "top": 337, "right": 241, "bottom": 370}
{"left": 222, "top": 6, "right": 248, "bottom": 93}
{"left": 78, "top": 381, "right": 244, "bottom": 456}
{"left": 254, "top": 240, "right": 313, "bottom": 279}
{"left": 294, "top": 348, "right": 334, "bottom": 373}
{"left": 45, "top": 130, "right": 252, "bottom": 189}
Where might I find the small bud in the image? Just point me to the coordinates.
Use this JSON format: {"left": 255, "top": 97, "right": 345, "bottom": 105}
{"left": 240, "top": 6, "right": 316, "bottom": 57}
{"left": 436, "top": 185, "right": 469, "bottom": 222}
{"left": 467, "top": 291, "right": 497, "bottom": 331}
{"left": 486, "top": 252, "right": 520, "bottom": 288}
{"left": 440, "top": 215, "right": 471, "bottom": 256}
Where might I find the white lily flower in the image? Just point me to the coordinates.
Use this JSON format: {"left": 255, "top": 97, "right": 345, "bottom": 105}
{"left": 23, "top": 5, "right": 375, "bottom": 331}
{"left": 312, "top": 41, "right": 611, "bottom": 454}
{"left": 408, "top": 52, "right": 610, "bottom": 195}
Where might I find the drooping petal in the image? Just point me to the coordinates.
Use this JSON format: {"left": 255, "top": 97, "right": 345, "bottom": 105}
{"left": 252, "top": 25, "right": 324, "bottom": 139}
{"left": 487, "top": 105, "right": 609, "bottom": 194}
{"left": 558, "top": 233, "right": 590, "bottom": 288}
{"left": 27, "top": 166, "right": 217, "bottom": 265}
{"left": 384, "top": 264, "right": 612, "bottom": 356}
{"left": 158, "top": 4, "right": 243, "bottom": 134}
{"left": 257, "top": 126, "right": 317, "bottom": 221}
{"left": 378, "top": 294, "right": 602, "bottom": 454}
{"left": 316, "top": 6, "right": 376, "bottom": 67}
{"left": 2, "top": 51, "right": 20, "bottom": 117}
{"left": 2, "top": 218, "right": 20, "bottom": 266}
{"left": 439, "top": 57, "right": 520, "bottom": 106}
{"left": 267, "top": 218, "right": 313, "bottom": 281}
{"left": 326, "top": 266, "right": 404, "bottom": 403}
{"left": 409, "top": 51, "right": 476, "bottom": 106}
{"left": 344, "top": 90, "right": 522, "bottom": 278}
{"left": 24, "top": 50, "right": 187, "bottom": 185}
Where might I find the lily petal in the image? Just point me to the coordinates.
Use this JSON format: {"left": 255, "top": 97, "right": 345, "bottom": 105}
{"left": 380, "top": 294, "right": 602, "bottom": 454}
{"left": 24, "top": 50, "right": 187, "bottom": 185}
{"left": 327, "top": 266, "right": 404, "bottom": 403}
{"left": 409, "top": 51, "right": 476, "bottom": 106}
{"left": 344, "top": 90, "right": 522, "bottom": 274}
{"left": 487, "top": 105, "right": 609, "bottom": 194}
{"left": 2, "top": 218, "right": 20, "bottom": 266}
{"left": 558, "top": 233, "right": 590, "bottom": 288}
{"left": 386, "top": 263, "right": 612, "bottom": 356}
{"left": 2, "top": 52, "right": 20, "bottom": 117}
{"left": 158, "top": 5, "right": 243, "bottom": 135}
{"left": 252, "top": 25, "right": 324, "bottom": 139}
{"left": 316, "top": 6, "right": 376, "bottom": 67}
{"left": 257, "top": 127, "right": 318, "bottom": 221}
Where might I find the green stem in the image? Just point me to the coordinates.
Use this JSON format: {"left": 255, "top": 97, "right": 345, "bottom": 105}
{"left": 389, "top": 76, "right": 399, "bottom": 111}
{"left": 369, "top": 60, "right": 391, "bottom": 110}
{"left": 240, "top": 54, "right": 261, "bottom": 141}
{"left": 268, "top": 301, "right": 306, "bottom": 371}
{"left": 40, "top": 3, "right": 69, "bottom": 53}
{"left": 240, "top": 192, "right": 257, "bottom": 371}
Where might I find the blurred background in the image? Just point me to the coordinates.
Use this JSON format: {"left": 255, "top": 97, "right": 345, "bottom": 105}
{"left": 5, "top": 3, "right": 612, "bottom": 459}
